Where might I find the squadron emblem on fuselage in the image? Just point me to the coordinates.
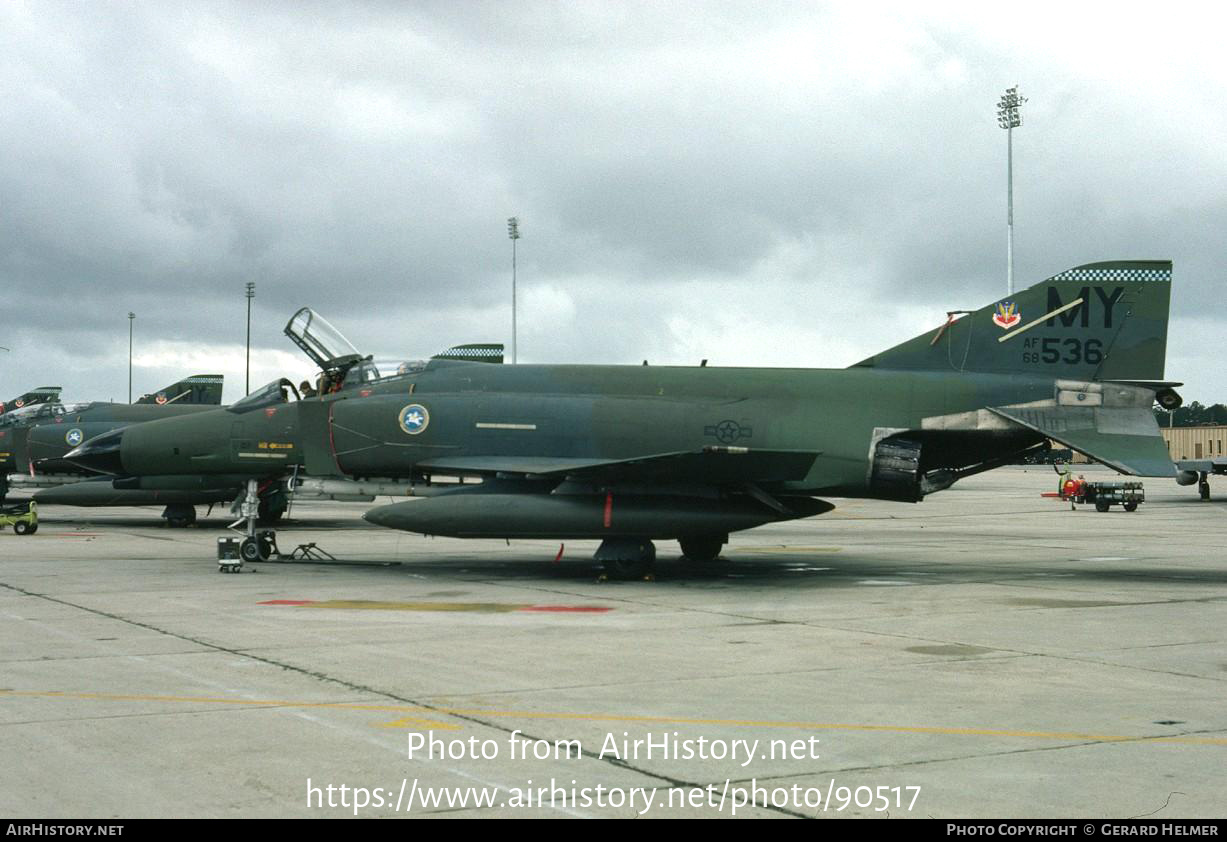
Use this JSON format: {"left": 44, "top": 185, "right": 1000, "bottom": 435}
{"left": 992, "top": 301, "right": 1021, "bottom": 329}
{"left": 398, "top": 404, "right": 430, "bottom": 435}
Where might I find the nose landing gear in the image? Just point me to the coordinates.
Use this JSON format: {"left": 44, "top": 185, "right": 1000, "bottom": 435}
{"left": 219, "top": 479, "right": 282, "bottom": 573}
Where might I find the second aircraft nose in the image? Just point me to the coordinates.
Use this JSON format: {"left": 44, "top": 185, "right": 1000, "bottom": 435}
{"left": 64, "top": 428, "right": 126, "bottom": 475}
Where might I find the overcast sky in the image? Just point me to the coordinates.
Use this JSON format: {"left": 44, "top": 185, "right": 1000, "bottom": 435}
{"left": 2, "top": 2, "right": 1224, "bottom": 405}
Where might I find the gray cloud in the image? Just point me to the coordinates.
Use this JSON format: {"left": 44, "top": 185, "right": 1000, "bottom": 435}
{"left": 1, "top": 3, "right": 1224, "bottom": 403}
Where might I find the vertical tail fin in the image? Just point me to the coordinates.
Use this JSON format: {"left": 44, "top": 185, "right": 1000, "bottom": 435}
{"left": 0, "top": 386, "right": 61, "bottom": 416}
{"left": 136, "top": 374, "right": 225, "bottom": 406}
{"left": 853, "top": 260, "right": 1171, "bottom": 381}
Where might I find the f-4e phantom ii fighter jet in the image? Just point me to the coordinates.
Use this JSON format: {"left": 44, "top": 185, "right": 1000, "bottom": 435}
{"left": 66, "top": 261, "right": 1181, "bottom": 577}
{"left": 0, "top": 375, "right": 224, "bottom": 511}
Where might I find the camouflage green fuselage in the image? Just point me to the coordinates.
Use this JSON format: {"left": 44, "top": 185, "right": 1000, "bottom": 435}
{"left": 117, "top": 361, "right": 1055, "bottom": 499}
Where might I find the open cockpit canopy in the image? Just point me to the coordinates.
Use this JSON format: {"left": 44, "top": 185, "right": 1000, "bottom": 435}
{"left": 284, "top": 308, "right": 365, "bottom": 375}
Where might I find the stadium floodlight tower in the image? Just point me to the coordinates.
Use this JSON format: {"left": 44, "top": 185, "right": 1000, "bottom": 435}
{"left": 507, "top": 216, "right": 521, "bottom": 364}
{"left": 127, "top": 311, "right": 135, "bottom": 403}
{"left": 997, "top": 85, "right": 1027, "bottom": 297}
{"left": 245, "top": 281, "right": 256, "bottom": 394}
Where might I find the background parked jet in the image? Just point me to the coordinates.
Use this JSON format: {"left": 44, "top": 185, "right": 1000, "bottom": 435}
{"left": 1, "top": 375, "right": 223, "bottom": 516}
{"left": 48, "top": 313, "right": 497, "bottom": 527}
{"left": 0, "top": 386, "right": 60, "bottom": 418}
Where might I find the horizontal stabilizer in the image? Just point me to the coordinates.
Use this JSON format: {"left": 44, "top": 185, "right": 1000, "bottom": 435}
{"left": 416, "top": 448, "right": 821, "bottom": 484}
{"left": 988, "top": 405, "right": 1174, "bottom": 477}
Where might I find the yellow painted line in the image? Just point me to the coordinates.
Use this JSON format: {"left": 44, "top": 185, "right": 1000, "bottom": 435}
{"left": 378, "top": 717, "right": 462, "bottom": 730}
{"left": 2, "top": 690, "right": 1225, "bottom": 745}
{"left": 0, "top": 690, "right": 459, "bottom": 731}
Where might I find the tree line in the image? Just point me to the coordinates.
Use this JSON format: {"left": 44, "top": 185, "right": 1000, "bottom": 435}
{"left": 1153, "top": 401, "right": 1227, "bottom": 427}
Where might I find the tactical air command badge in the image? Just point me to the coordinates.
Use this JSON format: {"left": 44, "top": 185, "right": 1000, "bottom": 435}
{"left": 155, "top": 393, "right": 168, "bottom": 405}
{"left": 65, "top": 428, "right": 84, "bottom": 447}
{"left": 398, "top": 404, "right": 430, "bottom": 435}
{"left": 992, "top": 301, "right": 1021, "bottom": 330}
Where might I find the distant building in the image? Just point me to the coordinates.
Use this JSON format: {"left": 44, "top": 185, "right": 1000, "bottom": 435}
{"left": 1161, "top": 425, "right": 1227, "bottom": 461}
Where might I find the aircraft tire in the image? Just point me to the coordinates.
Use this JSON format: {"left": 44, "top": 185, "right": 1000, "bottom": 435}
{"left": 604, "top": 558, "right": 653, "bottom": 580}
{"left": 239, "top": 538, "right": 262, "bottom": 564}
{"left": 679, "top": 536, "right": 724, "bottom": 562}
{"left": 164, "top": 504, "right": 197, "bottom": 529}
{"left": 598, "top": 539, "right": 656, "bottom": 580}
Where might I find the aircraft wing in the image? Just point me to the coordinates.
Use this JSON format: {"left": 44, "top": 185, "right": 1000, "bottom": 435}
{"left": 988, "top": 405, "right": 1174, "bottom": 477}
{"left": 415, "top": 448, "right": 821, "bottom": 484}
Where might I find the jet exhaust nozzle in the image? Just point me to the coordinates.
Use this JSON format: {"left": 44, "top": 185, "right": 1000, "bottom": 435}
{"left": 1176, "top": 470, "right": 1200, "bottom": 486}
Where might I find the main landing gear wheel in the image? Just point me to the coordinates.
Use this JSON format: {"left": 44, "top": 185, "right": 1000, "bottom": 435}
{"left": 163, "top": 503, "right": 197, "bottom": 528}
{"left": 1199, "top": 472, "right": 1211, "bottom": 501}
{"left": 595, "top": 538, "right": 657, "bottom": 581}
{"left": 679, "top": 535, "right": 725, "bottom": 562}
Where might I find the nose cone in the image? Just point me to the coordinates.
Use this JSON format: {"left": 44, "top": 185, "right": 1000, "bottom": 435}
{"left": 64, "top": 429, "right": 126, "bottom": 475}
{"left": 363, "top": 500, "right": 436, "bottom": 533}
{"left": 363, "top": 503, "right": 402, "bottom": 530}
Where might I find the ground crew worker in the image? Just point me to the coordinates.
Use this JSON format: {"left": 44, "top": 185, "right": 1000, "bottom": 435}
{"left": 1062, "top": 474, "right": 1079, "bottom": 510}
{"left": 1056, "top": 464, "right": 1072, "bottom": 495}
